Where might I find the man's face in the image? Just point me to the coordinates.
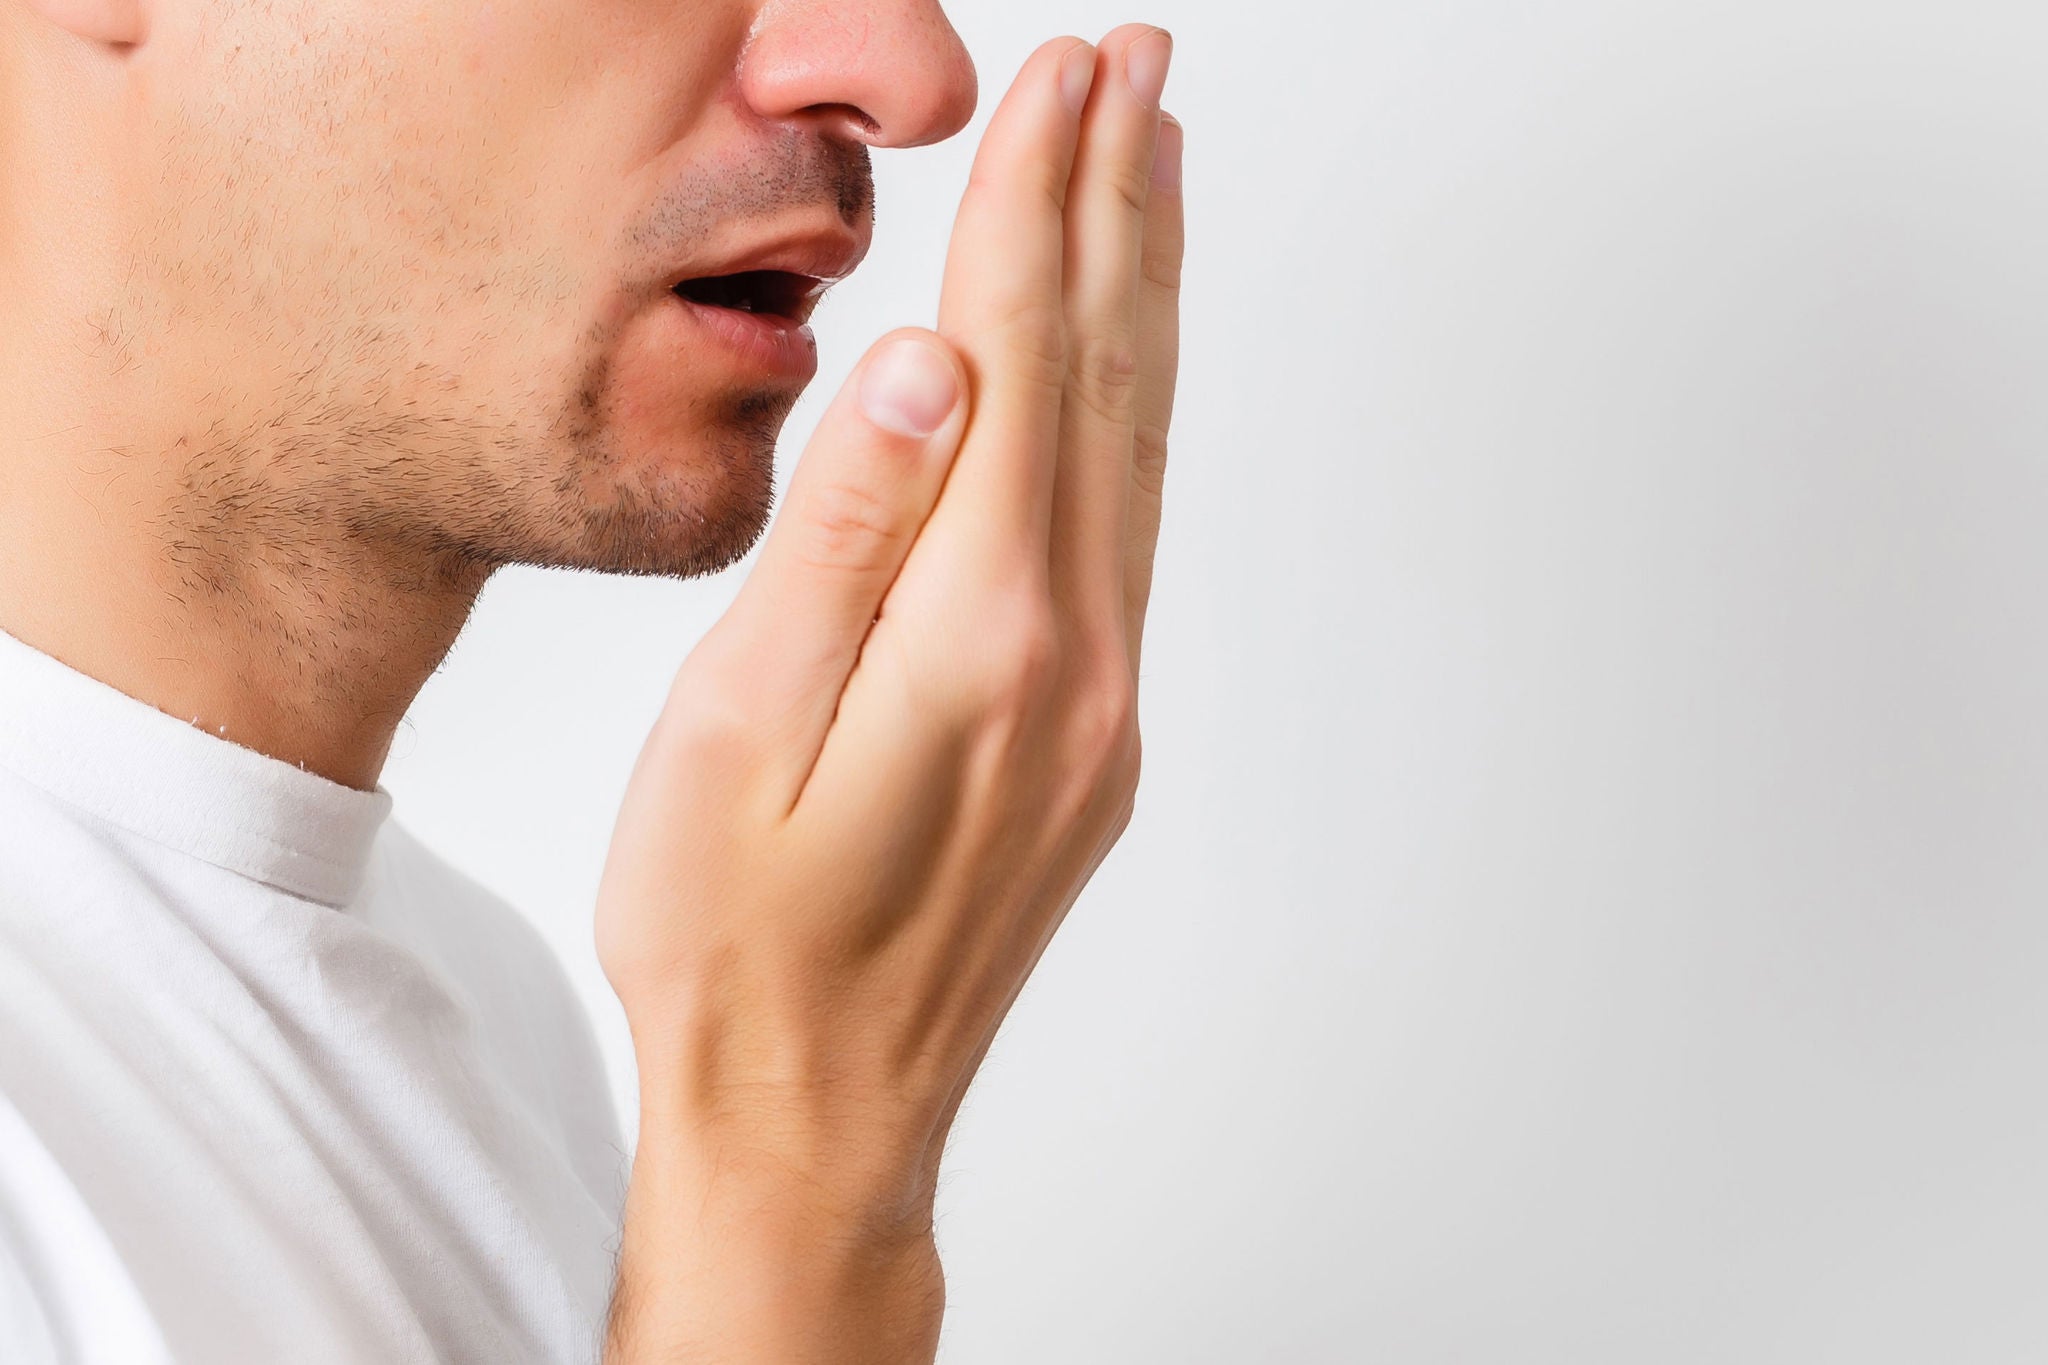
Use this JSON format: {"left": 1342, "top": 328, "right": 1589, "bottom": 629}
{"left": 112, "top": 0, "right": 974, "bottom": 581}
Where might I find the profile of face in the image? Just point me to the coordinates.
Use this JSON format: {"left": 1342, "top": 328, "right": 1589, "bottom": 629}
{"left": 70, "top": 0, "right": 976, "bottom": 583}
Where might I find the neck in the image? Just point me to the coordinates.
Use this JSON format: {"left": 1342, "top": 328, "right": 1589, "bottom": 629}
{"left": 0, "top": 86, "right": 499, "bottom": 793}
{"left": 0, "top": 385, "right": 491, "bottom": 794}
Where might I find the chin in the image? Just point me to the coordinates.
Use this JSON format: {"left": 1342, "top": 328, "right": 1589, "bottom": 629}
{"left": 529, "top": 386, "right": 792, "bottom": 580}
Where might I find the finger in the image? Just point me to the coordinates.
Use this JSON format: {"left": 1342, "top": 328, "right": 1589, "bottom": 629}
{"left": 703, "top": 328, "right": 969, "bottom": 814}
{"left": 930, "top": 35, "right": 1096, "bottom": 576}
{"left": 1049, "top": 24, "right": 1171, "bottom": 649}
{"left": 1125, "top": 111, "right": 1184, "bottom": 678}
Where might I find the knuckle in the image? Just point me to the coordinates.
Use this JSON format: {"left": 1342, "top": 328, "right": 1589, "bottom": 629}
{"left": 993, "top": 297, "right": 1070, "bottom": 395}
{"left": 797, "top": 480, "right": 907, "bottom": 572}
{"left": 923, "top": 582, "right": 1066, "bottom": 725}
{"left": 958, "top": 606, "right": 1062, "bottom": 721}
{"left": 997, "top": 611, "right": 1065, "bottom": 708}
{"left": 1141, "top": 239, "right": 1184, "bottom": 292}
{"left": 1104, "top": 156, "right": 1151, "bottom": 220}
{"left": 1130, "top": 418, "right": 1171, "bottom": 498}
{"left": 1066, "top": 331, "right": 1140, "bottom": 426}
{"left": 1061, "top": 653, "right": 1139, "bottom": 782}
{"left": 660, "top": 656, "right": 760, "bottom": 759}
{"left": 1085, "top": 678, "right": 1140, "bottom": 765}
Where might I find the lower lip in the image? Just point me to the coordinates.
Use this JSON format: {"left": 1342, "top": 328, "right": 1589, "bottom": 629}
{"left": 670, "top": 292, "right": 818, "bottom": 383}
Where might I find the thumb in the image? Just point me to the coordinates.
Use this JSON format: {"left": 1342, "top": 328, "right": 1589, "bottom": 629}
{"left": 701, "top": 326, "right": 969, "bottom": 799}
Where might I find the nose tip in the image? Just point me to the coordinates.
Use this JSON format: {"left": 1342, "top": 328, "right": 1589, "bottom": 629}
{"left": 885, "top": 27, "right": 977, "bottom": 149}
{"left": 740, "top": 1, "right": 979, "bottom": 150}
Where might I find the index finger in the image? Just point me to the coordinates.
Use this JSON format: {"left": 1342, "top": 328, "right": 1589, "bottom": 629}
{"left": 931, "top": 36, "right": 1096, "bottom": 574}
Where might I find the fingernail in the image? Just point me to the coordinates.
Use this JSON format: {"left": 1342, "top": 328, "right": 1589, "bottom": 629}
{"left": 1059, "top": 41, "right": 1096, "bottom": 115}
{"left": 1125, "top": 29, "right": 1172, "bottom": 108}
{"left": 859, "top": 337, "right": 958, "bottom": 438}
{"left": 1151, "top": 115, "right": 1183, "bottom": 193}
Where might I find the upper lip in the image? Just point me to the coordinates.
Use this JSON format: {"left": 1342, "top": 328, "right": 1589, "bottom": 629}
{"left": 666, "top": 221, "right": 872, "bottom": 323}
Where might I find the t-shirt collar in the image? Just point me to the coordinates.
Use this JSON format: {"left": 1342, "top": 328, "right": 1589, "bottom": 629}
{"left": 0, "top": 623, "right": 393, "bottom": 907}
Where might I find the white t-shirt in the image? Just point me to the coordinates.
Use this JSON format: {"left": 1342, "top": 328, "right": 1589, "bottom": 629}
{"left": 0, "top": 624, "right": 629, "bottom": 1363}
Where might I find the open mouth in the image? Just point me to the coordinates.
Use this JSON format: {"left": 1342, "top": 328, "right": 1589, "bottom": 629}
{"left": 672, "top": 270, "right": 827, "bottom": 325}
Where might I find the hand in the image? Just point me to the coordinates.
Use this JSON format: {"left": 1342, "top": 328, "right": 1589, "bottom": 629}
{"left": 596, "top": 23, "right": 1183, "bottom": 1362}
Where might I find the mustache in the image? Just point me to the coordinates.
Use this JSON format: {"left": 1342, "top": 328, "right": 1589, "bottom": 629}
{"left": 625, "top": 132, "right": 873, "bottom": 281}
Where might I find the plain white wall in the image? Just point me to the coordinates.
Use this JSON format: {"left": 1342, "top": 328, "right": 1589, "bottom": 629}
{"left": 384, "top": 2, "right": 2048, "bottom": 1359}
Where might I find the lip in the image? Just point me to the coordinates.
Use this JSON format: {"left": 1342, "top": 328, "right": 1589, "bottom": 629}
{"left": 665, "top": 225, "right": 870, "bottom": 304}
{"left": 663, "top": 224, "right": 872, "bottom": 317}
{"left": 666, "top": 290, "right": 820, "bottom": 382}
{"left": 654, "top": 218, "right": 870, "bottom": 380}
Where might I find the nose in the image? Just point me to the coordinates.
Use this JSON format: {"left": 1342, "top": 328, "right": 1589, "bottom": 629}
{"left": 738, "top": 0, "right": 979, "bottom": 149}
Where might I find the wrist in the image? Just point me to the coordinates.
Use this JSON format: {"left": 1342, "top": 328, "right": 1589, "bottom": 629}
{"left": 626, "top": 1006, "right": 951, "bottom": 1238}
{"left": 609, "top": 1120, "right": 946, "bottom": 1363}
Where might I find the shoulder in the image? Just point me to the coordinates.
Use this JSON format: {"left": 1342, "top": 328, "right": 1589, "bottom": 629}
{"left": 367, "top": 818, "right": 581, "bottom": 991}
{"left": 362, "top": 819, "right": 628, "bottom": 1207}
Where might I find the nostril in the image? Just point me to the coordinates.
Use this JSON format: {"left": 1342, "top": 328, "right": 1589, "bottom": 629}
{"left": 768, "top": 102, "right": 884, "bottom": 153}
{"left": 808, "top": 104, "right": 882, "bottom": 144}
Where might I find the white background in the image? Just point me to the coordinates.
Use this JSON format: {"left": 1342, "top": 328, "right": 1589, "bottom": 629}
{"left": 385, "top": 2, "right": 2048, "bottom": 1359}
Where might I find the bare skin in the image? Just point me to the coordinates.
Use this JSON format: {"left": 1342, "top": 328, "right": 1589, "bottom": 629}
{"left": 0, "top": 0, "right": 975, "bottom": 788}
{"left": 598, "top": 28, "right": 1183, "bottom": 1358}
{"left": 0, "top": 0, "right": 1180, "bottom": 1356}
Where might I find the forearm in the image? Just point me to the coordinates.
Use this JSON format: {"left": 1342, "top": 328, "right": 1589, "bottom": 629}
{"left": 602, "top": 1101, "right": 948, "bottom": 1363}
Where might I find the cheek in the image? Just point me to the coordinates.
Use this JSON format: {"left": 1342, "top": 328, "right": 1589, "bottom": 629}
{"left": 464, "top": 3, "right": 496, "bottom": 76}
